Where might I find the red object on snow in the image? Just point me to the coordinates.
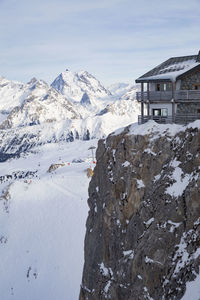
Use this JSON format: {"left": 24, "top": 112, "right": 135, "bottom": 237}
{"left": 93, "top": 161, "right": 96, "bottom": 164}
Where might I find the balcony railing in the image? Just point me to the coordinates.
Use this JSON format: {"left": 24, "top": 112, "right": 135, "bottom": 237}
{"left": 138, "top": 114, "right": 200, "bottom": 125}
{"left": 136, "top": 90, "right": 200, "bottom": 102}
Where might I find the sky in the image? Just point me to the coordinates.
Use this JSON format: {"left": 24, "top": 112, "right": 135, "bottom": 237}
{"left": 0, "top": 0, "right": 200, "bottom": 86}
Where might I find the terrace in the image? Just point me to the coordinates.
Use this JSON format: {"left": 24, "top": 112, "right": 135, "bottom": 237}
{"left": 136, "top": 90, "right": 200, "bottom": 103}
{"left": 138, "top": 114, "right": 200, "bottom": 125}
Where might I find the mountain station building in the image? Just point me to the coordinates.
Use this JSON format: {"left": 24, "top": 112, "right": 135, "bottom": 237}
{"left": 136, "top": 50, "right": 200, "bottom": 124}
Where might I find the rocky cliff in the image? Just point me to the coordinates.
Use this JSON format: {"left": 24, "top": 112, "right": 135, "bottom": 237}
{"left": 80, "top": 121, "right": 200, "bottom": 300}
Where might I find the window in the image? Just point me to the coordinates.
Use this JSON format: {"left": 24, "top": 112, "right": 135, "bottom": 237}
{"left": 152, "top": 108, "right": 168, "bottom": 117}
{"left": 156, "top": 84, "right": 161, "bottom": 91}
{"left": 197, "top": 109, "right": 200, "bottom": 114}
{"left": 156, "top": 83, "right": 172, "bottom": 91}
{"left": 153, "top": 109, "right": 161, "bottom": 116}
{"left": 194, "top": 84, "right": 200, "bottom": 90}
{"left": 161, "top": 108, "right": 168, "bottom": 117}
{"left": 165, "top": 83, "right": 172, "bottom": 91}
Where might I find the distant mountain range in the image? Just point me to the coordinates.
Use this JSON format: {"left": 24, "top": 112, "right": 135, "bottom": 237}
{"left": 0, "top": 70, "right": 140, "bottom": 161}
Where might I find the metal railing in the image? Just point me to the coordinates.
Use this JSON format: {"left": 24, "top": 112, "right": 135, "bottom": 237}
{"left": 138, "top": 114, "right": 200, "bottom": 125}
{"left": 136, "top": 90, "right": 200, "bottom": 102}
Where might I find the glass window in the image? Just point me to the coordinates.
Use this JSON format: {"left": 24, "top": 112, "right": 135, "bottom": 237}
{"left": 156, "top": 83, "right": 171, "bottom": 91}
{"left": 161, "top": 108, "right": 168, "bottom": 117}
{"left": 156, "top": 84, "right": 160, "bottom": 91}
{"left": 166, "top": 83, "right": 172, "bottom": 91}
{"left": 152, "top": 109, "right": 161, "bottom": 116}
{"left": 194, "top": 84, "right": 200, "bottom": 90}
{"left": 152, "top": 108, "right": 168, "bottom": 117}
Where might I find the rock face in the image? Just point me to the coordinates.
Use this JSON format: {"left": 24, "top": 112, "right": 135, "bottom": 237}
{"left": 80, "top": 122, "right": 200, "bottom": 300}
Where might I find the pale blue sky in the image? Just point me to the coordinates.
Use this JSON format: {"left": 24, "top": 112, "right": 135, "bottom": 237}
{"left": 0, "top": 0, "right": 200, "bottom": 86}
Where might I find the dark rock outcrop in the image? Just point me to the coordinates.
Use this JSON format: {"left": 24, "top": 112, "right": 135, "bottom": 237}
{"left": 80, "top": 122, "right": 200, "bottom": 300}
{"left": 81, "top": 92, "right": 91, "bottom": 105}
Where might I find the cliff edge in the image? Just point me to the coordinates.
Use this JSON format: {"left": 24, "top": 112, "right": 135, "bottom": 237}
{"left": 80, "top": 120, "right": 200, "bottom": 300}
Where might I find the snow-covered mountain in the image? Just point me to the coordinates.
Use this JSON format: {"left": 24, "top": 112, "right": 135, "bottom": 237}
{"left": 0, "top": 72, "right": 140, "bottom": 160}
{"left": 51, "top": 70, "right": 111, "bottom": 102}
{"left": 0, "top": 78, "right": 79, "bottom": 130}
{"left": 108, "top": 82, "right": 139, "bottom": 99}
{"left": 121, "top": 85, "right": 139, "bottom": 100}
{"left": 0, "top": 77, "right": 25, "bottom": 123}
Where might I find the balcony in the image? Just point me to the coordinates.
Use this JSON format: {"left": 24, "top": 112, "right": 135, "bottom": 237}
{"left": 138, "top": 114, "right": 200, "bottom": 125}
{"left": 136, "top": 90, "right": 200, "bottom": 102}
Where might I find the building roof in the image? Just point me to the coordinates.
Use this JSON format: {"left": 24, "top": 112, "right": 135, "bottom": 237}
{"left": 136, "top": 51, "right": 200, "bottom": 83}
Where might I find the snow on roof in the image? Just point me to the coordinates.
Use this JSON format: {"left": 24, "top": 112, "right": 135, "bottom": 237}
{"left": 136, "top": 53, "right": 200, "bottom": 83}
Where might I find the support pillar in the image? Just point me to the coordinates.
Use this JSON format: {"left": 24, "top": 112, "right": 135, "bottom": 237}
{"left": 147, "top": 82, "right": 150, "bottom": 116}
{"left": 141, "top": 82, "right": 144, "bottom": 122}
{"left": 171, "top": 82, "right": 175, "bottom": 122}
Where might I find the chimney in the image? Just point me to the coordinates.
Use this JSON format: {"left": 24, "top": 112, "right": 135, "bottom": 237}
{"left": 196, "top": 50, "right": 200, "bottom": 62}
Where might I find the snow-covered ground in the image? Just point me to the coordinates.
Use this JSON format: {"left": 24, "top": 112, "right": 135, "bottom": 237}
{"left": 0, "top": 139, "right": 98, "bottom": 300}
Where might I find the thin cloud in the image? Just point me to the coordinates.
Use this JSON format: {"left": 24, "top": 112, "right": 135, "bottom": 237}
{"left": 0, "top": 0, "right": 200, "bottom": 85}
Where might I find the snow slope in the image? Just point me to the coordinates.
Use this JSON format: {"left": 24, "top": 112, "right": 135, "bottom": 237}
{"left": 0, "top": 139, "right": 98, "bottom": 300}
{"left": 0, "top": 99, "right": 140, "bottom": 157}
{"left": 0, "top": 77, "right": 25, "bottom": 123}
{"left": 108, "top": 82, "right": 134, "bottom": 98}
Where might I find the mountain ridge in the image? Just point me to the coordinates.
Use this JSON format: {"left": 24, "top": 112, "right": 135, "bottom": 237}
{"left": 0, "top": 71, "right": 140, "bottom": 161}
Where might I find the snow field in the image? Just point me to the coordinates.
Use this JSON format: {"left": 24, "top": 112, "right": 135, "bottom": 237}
{"left": 0, "top": 140, "right": 98, "bottom": 300}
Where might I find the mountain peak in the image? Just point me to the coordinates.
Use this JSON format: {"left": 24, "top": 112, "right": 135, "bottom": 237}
{"left": 51, "top": 70, "right": 111, "bottom": 102}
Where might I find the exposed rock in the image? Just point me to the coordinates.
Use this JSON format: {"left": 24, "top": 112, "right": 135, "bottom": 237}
{"left": 81, "top": 92, "right": 91, "bottom": 106}
{"left": 47, "top": 163, "right": 65, "bottom": 173}
{"left": 86, "top": 168, "right": 94, "bottom": 178}
{"left": 80, "top": 122, "right": 200, "bottom": 300}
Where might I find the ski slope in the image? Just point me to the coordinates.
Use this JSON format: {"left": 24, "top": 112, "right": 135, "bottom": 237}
{"left": 0, "top": 140, "right": 98, "bottom": 300}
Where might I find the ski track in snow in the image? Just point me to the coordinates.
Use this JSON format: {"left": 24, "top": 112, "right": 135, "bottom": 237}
{"left": 47, "top": 177, "right": 85, "bottom": 199}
